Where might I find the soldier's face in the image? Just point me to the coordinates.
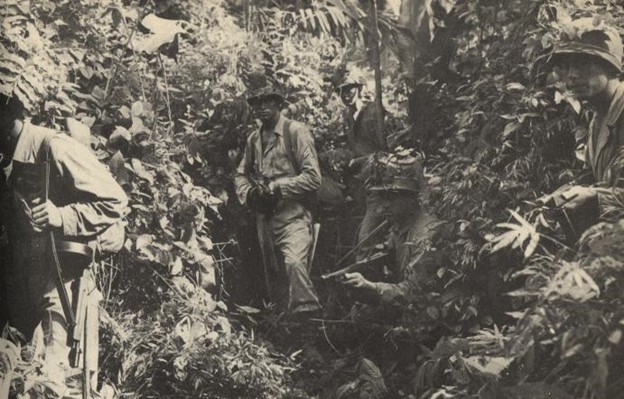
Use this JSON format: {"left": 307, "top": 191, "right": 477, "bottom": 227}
{"left": 558, "top": 55, "right": 611, "bottom": 100}
{"left": 252, "top": 98, "right": 281, "bottom": 125}
{"left": 384, "top": 192, "right": 419, "bottom": 219}
{"left": 340, "top": 85, "right": 359, "bottom": 106}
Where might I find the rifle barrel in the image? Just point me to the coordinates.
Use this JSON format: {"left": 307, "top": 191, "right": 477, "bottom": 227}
{"left": 321, "top": 252, "right": 389, "bottom": 280}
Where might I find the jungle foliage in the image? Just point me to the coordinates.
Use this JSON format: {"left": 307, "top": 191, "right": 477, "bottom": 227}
{"left": 1, "top": 0, "right": 624, "bottom": 398}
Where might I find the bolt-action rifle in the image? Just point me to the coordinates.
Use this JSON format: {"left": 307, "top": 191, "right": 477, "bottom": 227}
{"left": 44, "top": 135, "right": 91, "bottom": 399}
{"left": 321, "top": 251, "right": 389, "bottom": 280}
{"left": 69, "top": 268, "right": 90, "bottom": 368}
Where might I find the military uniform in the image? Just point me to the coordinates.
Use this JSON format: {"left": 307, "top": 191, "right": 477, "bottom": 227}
{"left": 586, "top": 81, "right": 624, "bottom": 211}
{"left": 375, "top": 212, "right": 441, "bottom": 303}
{"left": 1, "top": 122, "right": 127, "bottom": 380}
{"left": 235, "top": 114, "right": 322, "bottom": 315}
{"left": 343, "top": 151, "right": 443, "bottom": 305}
{"left": 344, "top": 100, "right": 388, "bottom": 159}
{"left": 550, "top": 19, "right": 624, "bottom": 227}
{"left": 339, "top": 88, "right": 390, "bottom": 261}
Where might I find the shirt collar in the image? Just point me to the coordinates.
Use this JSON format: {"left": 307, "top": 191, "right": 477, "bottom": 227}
{"left": 12, "top": 122, "right": 44, "bottom": 165}
{"left": 263, "top": 113, "right": 286, "bottom": 136}
{"left": 605, "top": 82, "right": 624, "bottom": 127}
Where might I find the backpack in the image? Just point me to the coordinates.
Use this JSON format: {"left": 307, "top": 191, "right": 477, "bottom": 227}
{"left": 281, "top": 119, "right": 345, "bottom": 216}
{"left": 43, "top": 132, "right": 125, "bottom": 255}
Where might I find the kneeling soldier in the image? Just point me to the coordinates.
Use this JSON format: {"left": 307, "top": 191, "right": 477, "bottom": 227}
{"left": 341, "top": 152, "right": 442, "bottom": 303}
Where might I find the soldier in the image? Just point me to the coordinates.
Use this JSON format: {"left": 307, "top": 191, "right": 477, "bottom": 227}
{"left": 336, "top": 75, "right": 388, "bottom": 159}
{"left": 546, "top": 18, "right": 624, "bottom": 238}
{"left": 336, "top": 74, "right": 391, "bottom": 260}
{"left": 235, "top": 86, "right": 322, "bottom": 318}
{"left": 341, "top": 152, "right": 441, "bottom": 303}
{"left": 0, "top": 94, "right": 128, "bottom": 388}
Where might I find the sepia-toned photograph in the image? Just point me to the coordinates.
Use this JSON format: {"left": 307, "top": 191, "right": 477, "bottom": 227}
{"left": 1, "top": 0, "right": 623, "bottom": 398}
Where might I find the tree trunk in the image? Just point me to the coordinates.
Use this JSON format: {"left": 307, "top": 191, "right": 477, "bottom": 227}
{"left": 368, "top": 0, "right": 385, "bottom": 138}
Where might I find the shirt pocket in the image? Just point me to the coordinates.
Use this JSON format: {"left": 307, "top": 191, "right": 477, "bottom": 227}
{"left": 271, "top": 137, "right": 296, "bottom": 177}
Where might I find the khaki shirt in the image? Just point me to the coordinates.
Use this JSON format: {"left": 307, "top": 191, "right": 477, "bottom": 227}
{"left": 344, "top": 101, "right": 388, "bottom": 158}
{"left": 235, "top": 114, "right": 321, "bottom": 205}
{"left": 7, "top": 122, "right": 128, "bottom": 241}
{"left": 373, "top": 212, "right": 441, "bottom": 303}
{"left": 586, "top": 82, "right": 624, "bottom": 184}
{"left": 583, "top": 82, "right": 624, "bottom": 213}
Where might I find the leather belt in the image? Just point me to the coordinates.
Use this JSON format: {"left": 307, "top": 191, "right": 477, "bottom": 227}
{"left": 56, "top": 240, "right": 93, "bottom": 259}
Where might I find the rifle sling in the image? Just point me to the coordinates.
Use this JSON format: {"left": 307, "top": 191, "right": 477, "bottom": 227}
{"left": 43, "top": 134, "right": 77, "bottom": 331}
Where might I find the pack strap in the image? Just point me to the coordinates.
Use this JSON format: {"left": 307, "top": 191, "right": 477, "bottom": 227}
{"left": 250, "top": 118, "right": 299, "bottom": 175}
{"left": 281, "top": 119, "right": 300, "bottom": 174}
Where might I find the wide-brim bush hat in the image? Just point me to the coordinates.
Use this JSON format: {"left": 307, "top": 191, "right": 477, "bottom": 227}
{"left": 553, "top": 17, "right": 622, "bottom": 72}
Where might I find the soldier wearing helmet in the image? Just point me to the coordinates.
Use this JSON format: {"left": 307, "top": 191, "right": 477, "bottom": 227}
{"left": 336, "top": 72, "right": 391, "bottom": 261}
{"left": 342, "top": 151, "right": 443, "bottom": 303}
{"left": 545, "top": 18, "right": 624, "bottom": 239}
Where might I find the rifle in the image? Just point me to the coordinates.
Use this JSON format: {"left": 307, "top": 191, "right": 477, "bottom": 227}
{"left": 44, "top": 135, "right": 91, "bottom": 399}
{"left": 537, "top": 183, "right": 575, "bottom": 207}
{"left": 321, "top": 251, "right": 389, "bottom": 280}
{"left": 69, "top": 268, "right": 89, "bottom": 368}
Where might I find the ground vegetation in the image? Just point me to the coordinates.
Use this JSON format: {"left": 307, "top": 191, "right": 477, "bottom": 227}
{"left": 1, "top": 0, "right": 624, "bottom": 398}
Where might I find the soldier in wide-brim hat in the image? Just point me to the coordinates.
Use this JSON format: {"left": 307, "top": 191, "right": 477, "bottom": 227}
{"left": 236, "top": 84, "right": 323, "bottom": 318}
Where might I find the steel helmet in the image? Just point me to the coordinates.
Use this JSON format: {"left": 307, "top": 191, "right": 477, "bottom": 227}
{"left": 553, "top": 18, "right": 623, "bottom": 72}
{"left": 367, "top": 151, "right": 424, "bottom": 193}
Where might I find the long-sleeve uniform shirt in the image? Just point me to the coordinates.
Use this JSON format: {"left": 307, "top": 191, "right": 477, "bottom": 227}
{"left": 235, "top": 115, "right": 321, "bottom": 204}
{"left": 373, "top": 212, "right": 441, "bottom": 303}
{"left": 343, "top": 102, "right": 392, "bottom": 261}
{"left": 1, "top": 122, "right": 127, "bottom": 369}
{"left": 585, "top": 82, "right": 624, "bottom": 214}
{"left": 235, "top": 115, "right": 322, "bottom": 313}
{"left": 5, "top": 122, "right": 128, "bottom": 243}
{"left": 344, "top": 101, "right": 388, "bottom": 158}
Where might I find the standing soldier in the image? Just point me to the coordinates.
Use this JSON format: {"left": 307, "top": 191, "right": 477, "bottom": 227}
{"left": 337, "top": 75, "right": 388, "bottom": 159}
{"left": 335, "top": 74, "right": 390, "bottom": 260}
{"left": 340, "top": 152, "right": 442, "bottom": 303}
{"left": 235, "top": 86, "right": 322, "bottom": 318}
{"left": 546, "top": 18, "right": 624, "bottom": 237}
{"left": 0, "top": 94, "right": 128, "bottom": 390}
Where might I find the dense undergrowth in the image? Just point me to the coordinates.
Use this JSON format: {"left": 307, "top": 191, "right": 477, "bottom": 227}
{"left": 1, "top": 0, "right": 624, "bottom": 398}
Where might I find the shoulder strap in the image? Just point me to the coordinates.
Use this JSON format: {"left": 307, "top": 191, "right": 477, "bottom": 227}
{"left": 40, "top": 132, "right": 77, "bottom": 331}
{"left": 282, "top": 119, "right": 300, "bottom": 174}
{"left": 42, "top": 132, "right": 54, "bottom": 201}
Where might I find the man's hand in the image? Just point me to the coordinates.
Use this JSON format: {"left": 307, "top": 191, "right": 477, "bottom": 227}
{"left": 246, "top": 184, "right": 279, "bottom": 215}
{"left": 342, "top": 272, "right": 376, "bottom": 291}
{"left": 268, "top": 181, "right": 282, "bottom": 198}
{"left": 557, "top": 186, "right": 597, "bottom": 211}
{"left": 30, "top": 198, "right": 62, "bottom": 232}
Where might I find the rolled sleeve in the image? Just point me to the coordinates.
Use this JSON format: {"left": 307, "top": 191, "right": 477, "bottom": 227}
{"left": 59, "top": 206, "right": 79, "bottom": 236}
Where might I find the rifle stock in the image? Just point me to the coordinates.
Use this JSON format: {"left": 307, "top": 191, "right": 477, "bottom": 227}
{"left": 321, "top": 252, "right": 389, "bottom": 280}
{"left": 69, "top": 269, "right": 90, "bottom": 368}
